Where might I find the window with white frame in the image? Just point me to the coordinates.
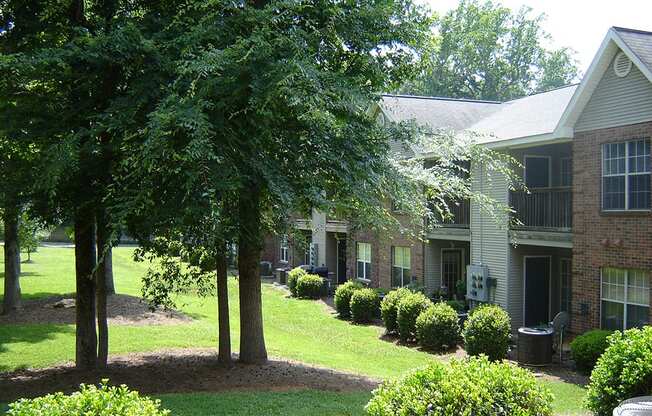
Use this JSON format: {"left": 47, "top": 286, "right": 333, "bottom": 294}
{"left": 356, "top": 242, "right": 371, "bottom": 281}
{"left": 601, "top": 267, "right": 650, "bottom": 331}
{"left": 560, "top": 157, "right": 572, "bottom": 187}
{"left": 391, "top": 246, "right": 411, "bottom": 287}
{"left": 602, "top": 139, "right": 651, "bottom": 210}
{"left": 280, "top": 235, "right": 289, "bottom": 263}
{"left": 560, "top": 258, "right": 572, "bottom": 314}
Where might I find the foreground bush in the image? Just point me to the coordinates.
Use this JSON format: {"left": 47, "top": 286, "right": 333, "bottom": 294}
{"left": 463, "top": 304, "right": 511, "bottom": 361}
{"left": 366, "top": 356, "right": 553, "bottom": 416}
{"left": 380, "top": 287, "right": 412, "bottom": 334}
{"left": 295, "top": 274, "right": 324, "bottom": 299}
{"left": 7, "top": 381, "right": 169, "bottom": 416}
{"left": 287, "top": 267, "right": 307, "bottom": 297}
{"left": 570, "top": 329, "right": 612, "bottom": 374}
{"left": 334, "top": 281, "right": 363, "bottom": 318}
{"left": 350, "top": 288, "right": 381, "bottom": 323}
{"left": 586, "top": 327, "right": 652, "bottom": 415}
{"left": 416, "top": 302, "right": 460, "bottom": 351}
{"left": 397, "top": 292, "right": 433, "bottom": 342}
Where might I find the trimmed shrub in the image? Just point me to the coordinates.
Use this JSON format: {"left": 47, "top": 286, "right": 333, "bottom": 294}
{"left": 416, "top": 302, "right": 460, "bottom": 351}
{"left": 287, "top": 267, "right": 307, "bottom": 297}
{"left": 334, "top": 281, "right": 363, "bottom": 318}
{"left": 462, "top": 304, "right": 511, "bottom": 361}
{"left": 445, "top": 299, "right": 466, "bottom": 313}
{"left": 7, "top": 381, "right": 169, "bottom": 416}
{"left": 380, "top": 288, "right": 412, "bottom": 334}
{"left": 366, "top": 356, "right": 553, "bottom": 416}
{"left": 397, "top": 292, "right": 433, "bottom": 342}
{"left": 570, "top": 329, "right": 613, "bottom": 374}
{"left": 350, "top": 288, "right": 381, "bottom": 323}
{"left": 586, "top": 327, "right": 652, "bottom": 415}
{"left": 295, "top": 273, "right": 324, "bottom": 299}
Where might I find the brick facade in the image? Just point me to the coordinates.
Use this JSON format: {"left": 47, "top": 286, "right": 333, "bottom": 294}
{"left": 572, "top": 121, "right": 652, "bottom": 333}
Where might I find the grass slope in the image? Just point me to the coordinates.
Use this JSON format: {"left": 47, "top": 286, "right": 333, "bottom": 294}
{"left": 0, "top": 246, "right": 587, "bottom": 414}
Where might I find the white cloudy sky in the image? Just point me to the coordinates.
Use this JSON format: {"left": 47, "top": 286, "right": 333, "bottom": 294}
{"left": 420, "top": 0, "right": 652, "bottom": 74}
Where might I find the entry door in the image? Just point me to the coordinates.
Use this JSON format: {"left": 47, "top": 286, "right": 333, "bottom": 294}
{"left": 441, "top": 249, "right": 463, "bottom": 291}
{"left": 337, "top": 239, "right": 347, "bottom": 284}
{"left": 524, "top": 257, "right": 551, "bottom": 326}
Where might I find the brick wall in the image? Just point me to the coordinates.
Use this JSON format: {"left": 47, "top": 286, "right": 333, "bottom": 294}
{"left": 572, "top": 121, "right": 652, "bottom": 334}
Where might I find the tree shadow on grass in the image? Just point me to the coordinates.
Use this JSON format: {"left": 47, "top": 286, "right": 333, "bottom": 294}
{"left": 0, "top": 323, "right": 74, "bottom": 372}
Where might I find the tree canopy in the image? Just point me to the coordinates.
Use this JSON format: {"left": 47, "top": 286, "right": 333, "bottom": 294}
{"left": 401, "top": 0, "right": 580, "bottom": 101}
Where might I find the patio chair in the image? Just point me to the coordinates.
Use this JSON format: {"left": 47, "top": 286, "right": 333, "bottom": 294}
{"left": 549, "top": 311, "right": 570, "bottom": 363}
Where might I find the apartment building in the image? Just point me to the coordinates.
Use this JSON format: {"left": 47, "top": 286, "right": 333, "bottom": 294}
{"left": 262, "top": 27, "right": 652, "bottom": 334}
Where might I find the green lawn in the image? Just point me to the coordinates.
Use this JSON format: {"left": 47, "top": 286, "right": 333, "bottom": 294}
{"left": 0, "top": 246, "right": 588, "bottom": 415}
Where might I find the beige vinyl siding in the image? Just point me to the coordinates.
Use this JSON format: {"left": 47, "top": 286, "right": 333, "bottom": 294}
{"left": 424, "top": 239, "right": 470, "bottom": 296}
{"left": 470, "top": 162, "right": 510, "bottom": 309}
{"left": 576, "top": 52, "right": 652, "bottom": 132}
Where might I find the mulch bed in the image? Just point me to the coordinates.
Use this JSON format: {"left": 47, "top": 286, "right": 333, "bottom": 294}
{"left": 0, "top": 349, "right": 380, "bottom": 403}
{"left": 0, "top": 294, "right": 192, "bottom": 326}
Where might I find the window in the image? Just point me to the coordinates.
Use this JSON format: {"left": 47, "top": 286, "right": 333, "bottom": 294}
{"left": 356, "top": 242, "right": 371, "bottom": 281}
{"left": 560, "top": 157, "right": 572, "bottom": 187}
{"left": 602, "top": 139, "right": 651, "bottom": 210}
{"left": 560, "top": 259, "right": 572, "bottom": 313}
{"left": 601, "top": 268, "right": 650, "bottom": 331}
{"left": 392, "top": 246, "right": 411, "bottom": 287}
{"left": 525, "top": 156, "right": 551, "bottom": 188}
{"left": 280, "top": 235, "right": 289, "bottom": 263}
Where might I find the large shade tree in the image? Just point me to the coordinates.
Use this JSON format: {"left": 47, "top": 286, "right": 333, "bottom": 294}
{"left": 402, "top": 0, "right": 580, "bottom": 100}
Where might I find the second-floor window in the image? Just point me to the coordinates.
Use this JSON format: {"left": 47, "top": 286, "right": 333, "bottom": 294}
{"left": 602, "top": 139, "right": 651, "bottom": 211}
{"left": 392, "top": 246, "right": 411, "bottom": 287}
{"left": 356, "top": 242, "right": 371, "bottom": 281}
{"left": 280, "top": 235, "right": 289, "bottom": 263}
{"left": 601, "top": 267, "right": 649, "bottom": 331}
{"left": 560, "top": 157, "right": 572, "bottom": 187}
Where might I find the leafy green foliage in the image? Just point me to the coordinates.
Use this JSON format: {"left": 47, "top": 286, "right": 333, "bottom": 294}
{"left": 295, "top": 274, "right": 324, "bottom": 299}
{"left": 380, "top": 287, "right": 412, "bottom": 334}
{"left": 349, "top": 288, "right": 381, "bottom": 324}
{"left": 570, "top": 330, "right": 613, "bottom": 374}
{"left": 462, "top": 304, "right": 511, "bottom": 361}
{"left": 7, "top": 381, "right": 170, "bottom": 416}
{"left": 416, "top": 302, "right": 460, "bottom": 351}
{"left": 17, "top": 212, "right": 51, "bottom": 261}
{"left": 402, "top": 0, "right": 579, "bottom": 100}
{"left": 586, "top": 327, "right": 652, "bottom": 415}
{"left": 287, "top": 267, "right": 308, "bottom": 298}
{"left": 334, "top": 281, "right": 364, "bottom": 318}
{"left": 445, "top": 299, "right": 466, "bottom": 313}
{"left": 366, "top": 356, "right": 553, "bottom": 416}
{"left": 396, "top": 292, "right": 433, "bottom": 342}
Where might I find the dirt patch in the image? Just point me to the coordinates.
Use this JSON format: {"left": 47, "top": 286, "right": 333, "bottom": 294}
{"left": 0, "top": 349, "right": 380, "bottom": 403}
{"left": 0, "top": 294, "right": 192, "bottom": 326}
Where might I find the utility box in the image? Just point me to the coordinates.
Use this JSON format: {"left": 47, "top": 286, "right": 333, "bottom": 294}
{"left": 309, "top": 243, "right": 319, "bottom": 266}
{"left": 467, "top": 264, "right": 491, "bottom": 302}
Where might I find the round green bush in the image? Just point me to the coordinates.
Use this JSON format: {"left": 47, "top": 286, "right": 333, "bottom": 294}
{"left": 396, "top": 292, "right": 433, "bottom": 342}
{"left": 570, "top": 329, "right": 613, "bottom": 374}
{"left": 287, "top": 267, "right": 307, "bottom": 297}
{"left": 416, "top": 302, "right": 461, "bottom": 351}
{"left": 295, "top": 273, "right": 323, "bottom": 299}
{"left": 462, "top": 304, "right": 511, "bottom": 361}
{"left": 366, "top": 356, "right": 553, "bottom": 416}
{"left": 334, "top": 281, "right": 363, "bottom": 318}
{"left": 586, "top": 327, "right": 652, "bottom": 415}
{"left": 380, "top": 287, "right": 412, "bottom": 334}
{"left": 350, "top": 288, "right": 381, "bottom": 324}
{"left": 7, "top": 381, "right": 170, "bottom": 416}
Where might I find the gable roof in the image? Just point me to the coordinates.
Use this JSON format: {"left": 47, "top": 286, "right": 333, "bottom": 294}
{"left": 556, "top": 26, "right": 652, "bottom": 134}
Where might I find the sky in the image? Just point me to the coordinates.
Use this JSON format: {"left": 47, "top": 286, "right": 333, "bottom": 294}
{"left": 420, "top": 0, "right": 652, "bottom": 74}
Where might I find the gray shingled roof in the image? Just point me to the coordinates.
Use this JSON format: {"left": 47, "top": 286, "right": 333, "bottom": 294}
{"left": 614, "top": 27, "right": 652, "bottom": 75}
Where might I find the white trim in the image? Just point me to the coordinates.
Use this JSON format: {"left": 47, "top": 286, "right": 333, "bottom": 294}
{"left": 440, "top": 248, "right": 465, "bottom": 291}
{"left": 601, "top": 139, "right": 651, "bottom": 211}
{"left": 560, "top": 157, "right": 572, "bottom": 187}
{"left": 523, "top": 255, "right": 552, "bottom": 326}
{"left": 600, "top": 267, "right": 651, "bottom": 330}
{"left": 524, "top": 154, "right": 552, "bottom": 188}
{"left": 559, "top": 258, "right": 572, "bottom": 314}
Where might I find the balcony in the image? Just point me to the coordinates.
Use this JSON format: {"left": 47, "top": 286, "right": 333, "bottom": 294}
{"left": 510, "top": 187, "right": 572, "bottom": 232}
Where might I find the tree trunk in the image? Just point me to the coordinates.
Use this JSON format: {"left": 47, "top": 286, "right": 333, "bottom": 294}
{"left": 75, "top": 206, "right": 97, "bottom": 369}
{"left": 216, "top": 246, "right": 231, "bottom": 365}
{"left": 95, "top": 209, "right": 110, "bottom": 367}
{"left": 2, "top": 206, "right": 21, "bottom": 314}
{"left": 237, "top": 186, "right": 267, "bottom": 364}
{"left": 105, "top": 246, "right": 115, "bottom": 295}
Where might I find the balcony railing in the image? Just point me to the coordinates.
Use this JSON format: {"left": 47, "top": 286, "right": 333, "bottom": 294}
{"left": 430, "top": 199, "right": 470, "bottom": 228}
{"left": 510, "top": 187, "right": 572, "bottom": 232}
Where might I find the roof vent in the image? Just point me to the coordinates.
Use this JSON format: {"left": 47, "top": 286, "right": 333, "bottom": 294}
{"left": 614, "top": 51, "right": 632, "bottom": 78}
